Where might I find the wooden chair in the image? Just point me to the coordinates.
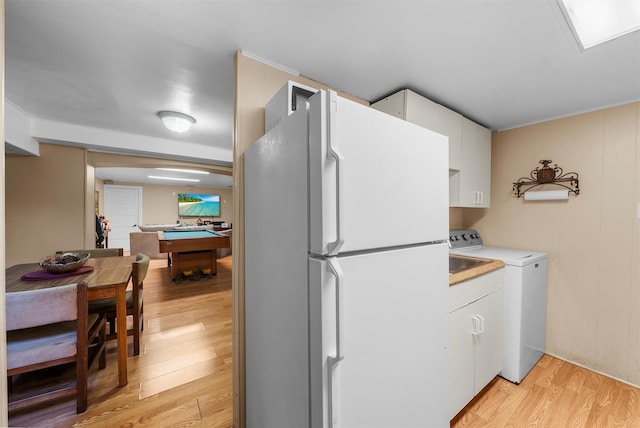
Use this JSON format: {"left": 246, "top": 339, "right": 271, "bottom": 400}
{"left": 89, "top": 253, "right": 150, "bottom": 356}
{"left": 6, "top": 282, "right": 107, "bottom": 414}
{"left": 58, "top": 248, "right": 124, "bottom": 258}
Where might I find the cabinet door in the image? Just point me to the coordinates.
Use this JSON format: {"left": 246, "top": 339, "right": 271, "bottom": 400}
{"left": 458, "top": 118, "right": 491, "bottom": 207}
{"left": 449, "top": 305, "right": 476, "bottom": 419}
{"left": 404, "top": 90, "right": 462, "bottom": 171}
{"left": 473, "top": 288, "right": 504, "bottom": 394}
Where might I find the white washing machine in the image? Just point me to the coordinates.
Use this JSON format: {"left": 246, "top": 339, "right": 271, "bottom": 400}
{"left": 449, "top": 229, "right": 548, "bottom": 384}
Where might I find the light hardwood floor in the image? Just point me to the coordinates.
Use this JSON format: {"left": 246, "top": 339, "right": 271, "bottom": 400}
{"left": 452, "top": 354, "right": 640, "bottom": 427}
{"left": 8, "top": 254, "right": 640, "bottom": 427}
{"left": 8, "top": 256, "right": 233, "bottom": 428}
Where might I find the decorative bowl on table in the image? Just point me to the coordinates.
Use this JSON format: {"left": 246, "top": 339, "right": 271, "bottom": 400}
{"left": 39, "top": 252, "right": 91, "bottom": 274}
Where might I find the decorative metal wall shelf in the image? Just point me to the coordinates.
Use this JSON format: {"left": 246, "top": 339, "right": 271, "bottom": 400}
{"left": 513, "top": 160, "right": 580, "bottom": 198}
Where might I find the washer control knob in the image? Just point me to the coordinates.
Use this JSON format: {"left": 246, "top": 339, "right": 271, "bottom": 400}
{"left": 462, "top": 234, "right": 468, "bottom": 241}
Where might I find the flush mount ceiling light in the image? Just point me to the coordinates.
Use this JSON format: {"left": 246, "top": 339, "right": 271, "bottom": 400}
{"left": 157, "top": 111, "right": 196, "bottom": 133}
{"left": 558, "top": 0, "right": 640, "bottom": 50}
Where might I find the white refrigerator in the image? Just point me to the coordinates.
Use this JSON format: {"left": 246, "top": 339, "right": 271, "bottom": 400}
{"left": 245, "top": 87, "right": 450, "bottom": 428}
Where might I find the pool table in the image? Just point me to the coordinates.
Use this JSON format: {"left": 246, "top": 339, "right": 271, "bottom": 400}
{"left": 157, "top": 230, "right": 231, "bottom": 281}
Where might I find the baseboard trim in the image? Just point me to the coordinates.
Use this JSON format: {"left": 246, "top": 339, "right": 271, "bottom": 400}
{"left": 544, "top": 351, "right": 640, "bottom": 389}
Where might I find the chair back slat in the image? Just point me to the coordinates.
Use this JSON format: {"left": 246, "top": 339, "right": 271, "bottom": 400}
{"left": 6, "top": 283, "right": 79, "bottom": 331}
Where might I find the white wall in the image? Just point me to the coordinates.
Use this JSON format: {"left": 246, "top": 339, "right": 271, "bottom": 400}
{"left": 109, "top": 182, "right": 233, "bottom": 227}
{"left": 466, "top": 102, "right": 640, "bottom": 387}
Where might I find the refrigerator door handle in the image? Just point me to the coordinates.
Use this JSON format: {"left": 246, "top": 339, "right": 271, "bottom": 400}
{"left": 326, "top": 257, "right": 345, "bottom": 428}
{"left": 325, "top": 91, "right": 345, "bottom": 256}
{"left": 327, "top": 257, "right": 345, "bottom": 362}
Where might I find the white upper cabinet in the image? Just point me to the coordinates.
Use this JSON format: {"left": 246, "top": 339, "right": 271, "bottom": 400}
{"left": 371, "top": 89, "right": 462, "bottom": 171}
{"left": 403, "top": 90, "right": 462, "bottom": 171}
{"left": 371, "top": 89, "right": 491, "bottom": 207}
{"left": 455, "top": 118, "right": 492, "bottom": 208}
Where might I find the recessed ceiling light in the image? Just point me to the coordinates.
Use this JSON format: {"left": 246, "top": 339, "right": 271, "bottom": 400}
{"left": 155, "top": 168, "right": 210, "bottom": 175}
{"left": 157, "top": 111, "right": 196, "bottom": 133}
{"left": 148, "top": 175, "right": 200, "bottom": 182}
{"left": 559, "top": 0, "right": 640, "bottom": 50}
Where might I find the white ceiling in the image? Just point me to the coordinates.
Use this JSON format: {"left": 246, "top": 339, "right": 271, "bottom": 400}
{"left": 5, "top": 1, "right": 640, "bottom": 186}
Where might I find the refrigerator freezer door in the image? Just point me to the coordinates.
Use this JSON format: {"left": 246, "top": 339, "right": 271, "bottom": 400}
{"left": 309, "top": 90, "right": 449, "bottom": 256}
{"left": 245, "top": 107, "right": 311, "bottom": 428}
{"left": 309, "top": 244, "right": 450, "bottom": 428}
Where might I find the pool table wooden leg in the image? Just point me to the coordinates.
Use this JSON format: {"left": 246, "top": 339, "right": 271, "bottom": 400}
{"left": 210, "top": 249, "right": 217, "bottom": 275}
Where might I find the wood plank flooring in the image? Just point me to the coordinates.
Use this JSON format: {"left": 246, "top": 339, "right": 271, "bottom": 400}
{"left": 8, "top": 254, "right": 640, "bottom": 427}
{"left": 8, "top": 255, "right": 233, "bottom": 428}
{"left": 452, "top": 354, "right": 640, "bottom": 427}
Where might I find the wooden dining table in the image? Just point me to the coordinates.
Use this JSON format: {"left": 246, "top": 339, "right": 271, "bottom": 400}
{"left": 6, "top": 255, "right": 136, "bottom": 387}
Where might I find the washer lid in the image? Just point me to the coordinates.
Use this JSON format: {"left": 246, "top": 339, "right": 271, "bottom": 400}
{"left": 451, "top": 246, "right": 547, "bottom": 266}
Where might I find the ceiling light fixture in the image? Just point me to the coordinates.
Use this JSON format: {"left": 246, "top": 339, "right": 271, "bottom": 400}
{"left": 558, "top": 0, "right": 640, "bottom": 50}
{"left": 157, "top": 111, "right": 196, "bottom": 133}
{"left": 148, "top": 175, "right": 200, "bottom": 182}
{"left": 155, "top": 168, "right": 209, "bottom": 175}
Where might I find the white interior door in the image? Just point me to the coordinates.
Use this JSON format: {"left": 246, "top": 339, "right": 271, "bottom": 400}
{"left": 104, "top": 185, "right": 142, "bottom": 251}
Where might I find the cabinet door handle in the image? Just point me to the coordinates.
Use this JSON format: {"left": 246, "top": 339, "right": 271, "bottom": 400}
{"left": 471, "top": 314, "right": 485, "bottom": 336}
{"left": 472, "top": 315, "right": 480, "bottom": 336}
{"left": 476, "top": 314, "right": 485, "bottom": 334}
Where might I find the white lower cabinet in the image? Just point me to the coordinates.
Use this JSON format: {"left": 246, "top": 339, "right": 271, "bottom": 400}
{"left": 449, "top": 269, "right": 504, "bottom": 419}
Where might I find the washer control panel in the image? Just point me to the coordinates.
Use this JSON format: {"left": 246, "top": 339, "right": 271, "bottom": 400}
{"left": 449, "top": 229, "right": 483, "bottom": 249}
